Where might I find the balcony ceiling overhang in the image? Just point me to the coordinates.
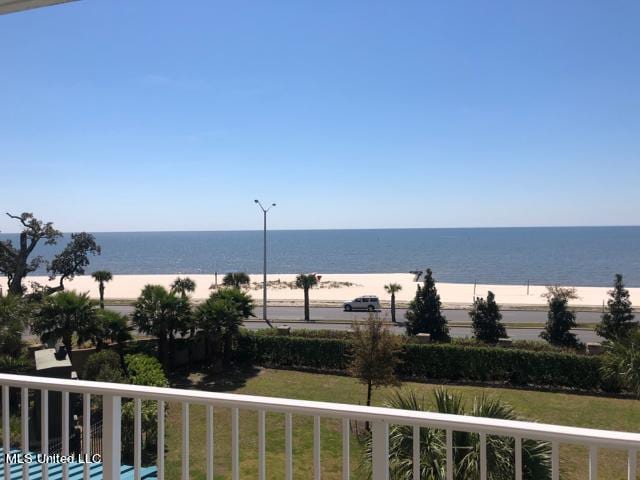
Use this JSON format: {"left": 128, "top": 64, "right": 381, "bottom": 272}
{"left": 0, "top": 0, "right": 75, "bottom": 15}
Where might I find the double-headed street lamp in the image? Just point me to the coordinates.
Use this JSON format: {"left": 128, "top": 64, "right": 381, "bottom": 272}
{"left": 255, "top": 199, "right": 276, "bottom": 326}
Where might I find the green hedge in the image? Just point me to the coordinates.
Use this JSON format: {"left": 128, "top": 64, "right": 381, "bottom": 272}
{"left": 398, "top": 343, "right": 603, "bottom": 390}
{"left": 448, "top": 337, "right": 583, "bottom": 354}
{"left": 245, "top": 328, "right": 352, "bottom": 340}
{"left": 236, "top": 332, "right": 350, "bottom": 371}
{"left": 250, "top": 329, "right": 578, "bottom": 354}
{"left": 235, "top": 332, "right": 607, "bottom": 391}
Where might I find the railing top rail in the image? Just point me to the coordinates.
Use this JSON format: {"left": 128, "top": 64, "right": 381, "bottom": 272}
{"left": 2, "top": 373, "right": 639, "bottom": 448}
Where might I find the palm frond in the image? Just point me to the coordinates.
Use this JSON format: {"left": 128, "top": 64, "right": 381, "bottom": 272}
{"left": 359, "top": 388, "right": 551, "bottom": 480}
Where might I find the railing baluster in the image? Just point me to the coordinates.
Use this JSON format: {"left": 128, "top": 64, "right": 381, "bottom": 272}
{"left": 412, "top": 425, "right": 420, "bottom": 479}
{"left": 21, "top": 387, "right": 29, "bottom": 480}
{"left": 206, "top": 405, "right": 214, "bottom": 480}
{"left": 480, "top": 432, "right": 487, "bottom": 480}
{"left": 134, "top": 398, "right": 142, "bottom": 480}
{"left": 231, "top": 407, "right": 239, "bottom": 480}
{"left": 314, "top": 415, "right": 321, "bottom": 480}
{"left": 514, "top": 436, "right": 522, "bottom": 480}
{"left": 342, "top": 418, "right": 350, "bottom": 480}
{"left": 589, "top": 445, "right": 598, "bottom": 480}
{"left": 446, "top": 429, "right": 453, "bottom": 480}
{"left": 157, "top": 400, "right": 165, "bottom": 480}
{"left": 62, "top": 390, "right": 69, "bottom": 480}
{"left": 629, "top": 448, "right": 637, "bottom": 480}
{"left": 2, "top": 385, "right": 9, "bottom": 478}
{"left": 103, "top": 394, "right": 122, "bottom": 480}
{"left": 182, "top": 402, "right": 189, "bottom": 480}
{"left": 82, "top": 393, "right": 90, "bottom": 480}
{"left": 285, "top": 413, "right": 293, "bottom": 480}
{"left": 552, "top": 440, "right": 560, "bottom": 480}
{"left": 258, "top": 409, "right": 266, "bottom": 480}
{"left": 371, "top": 421, "right": 389, "bottom": 480}
{"left": 82, "top": 393, "right": 91, "bottom": 480}
{"left": 42, "top": 389, "right": 49, "bottom": 480}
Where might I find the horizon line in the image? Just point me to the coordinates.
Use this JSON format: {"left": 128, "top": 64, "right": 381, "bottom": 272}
{"left": 2, "top": 224, "right": 640, "bottom": 235}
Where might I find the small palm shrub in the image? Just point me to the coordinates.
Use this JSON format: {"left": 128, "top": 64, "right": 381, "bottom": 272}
{"left": 361, "top": 389, "right": 551, "bottom": 479}
{"left": 600, "top": 329, "right": 640, "bottom": 397}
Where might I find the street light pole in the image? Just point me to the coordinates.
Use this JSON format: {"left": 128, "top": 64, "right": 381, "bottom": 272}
{"left": 255, "top": 200, "right": 276, "bottom": 326}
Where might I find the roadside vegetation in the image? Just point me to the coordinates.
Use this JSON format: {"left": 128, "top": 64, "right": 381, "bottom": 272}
{"left": 596, "top": 273, "right": 638, "bottom": 341}
{"left": 221, "top": 272, "right": 251, "bottom": 289}
{"left": 405, "top": 268, "right": 450, "bottom": 341}
{"left": 469, "top": 290, "right": 506, "bottom": 343}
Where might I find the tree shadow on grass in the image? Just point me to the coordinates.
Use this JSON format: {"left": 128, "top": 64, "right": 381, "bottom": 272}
{"left": 168, "top": 364, "right": 262, "bottom": 393}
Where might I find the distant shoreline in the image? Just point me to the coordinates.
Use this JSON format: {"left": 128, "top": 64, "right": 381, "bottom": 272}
{"left": 7, "top": 273, "right": 639, "bottom": 309}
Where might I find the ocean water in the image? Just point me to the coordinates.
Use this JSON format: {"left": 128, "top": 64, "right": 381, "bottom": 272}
{"left": 1, "top": 227, "right": 639, "bottom": 287}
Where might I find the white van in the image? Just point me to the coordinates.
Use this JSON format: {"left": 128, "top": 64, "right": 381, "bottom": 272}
{"left": 343, "top": 296, "right": 381, "bottom": 312}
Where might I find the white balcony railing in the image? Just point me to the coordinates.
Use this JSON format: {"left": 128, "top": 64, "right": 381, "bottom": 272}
{"left": 1, "top": 373, "right": 640, "bottom": 480}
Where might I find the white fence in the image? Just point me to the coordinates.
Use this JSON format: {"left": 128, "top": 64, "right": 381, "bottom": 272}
{"left": 1, "top": 373, "right": 640, "bottom": 480}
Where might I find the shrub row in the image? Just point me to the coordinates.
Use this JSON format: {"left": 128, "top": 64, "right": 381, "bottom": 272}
{"left": 448, "top": 337, "right": 582, "bottom": 354}
{"left": 236, "top": 332, "right": 349, "bottom": 371}
{"left": 398, "top": 343, "right": 603, "bottom": 390}
{"left": 247, "top": 328, "right": 352, "bottom": 340}
{"left": 235, "top": 332, "right": 607, "bottom": 391}
{"left": 250, "top": 328, "right": 579, "bottom": 354}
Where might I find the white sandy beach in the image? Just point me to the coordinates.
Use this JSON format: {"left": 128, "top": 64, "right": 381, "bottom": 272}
{"left": 5, "top": 273, "right": 638, "bottom": 308}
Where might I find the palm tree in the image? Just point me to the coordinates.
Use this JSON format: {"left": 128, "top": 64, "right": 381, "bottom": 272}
{"left": 132, "top": 285, "right": 190, "bottom": 368}
{"left": 170, "top": 277, "right": 196, "bottom": 299}
{"left": 95, "top": 309, "right": 133, "bottom": 367}
{"left": 362, "top": 389, "right": 551, "bottom": 479}
{"left": 296, "top": 274, "right": 318, "bottom": 321}
{"left": 91, "top": 270, "right": 113, "bottom": 309}
{"left": 195, "top": 288, "right": 254, "bottom": 365}
{"left": 32, "top": 291, "right": 98, "bottom": 354}
{"left": 222, "top": 272, "right": 251, "bottom": 289}
{"left": 384, "top": 283, "right": 402, "bottom": 323}
{"left": 171, "top": 276, "right": 197, "bottom": 336}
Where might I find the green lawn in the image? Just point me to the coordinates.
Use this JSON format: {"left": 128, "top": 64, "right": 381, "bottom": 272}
{"left": 162, "top": 368, "right": 640, "bottom": 479}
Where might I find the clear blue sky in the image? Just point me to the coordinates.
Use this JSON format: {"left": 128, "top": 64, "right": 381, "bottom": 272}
{"left": 1, "top": 0, "right": 639, "bottom": 232}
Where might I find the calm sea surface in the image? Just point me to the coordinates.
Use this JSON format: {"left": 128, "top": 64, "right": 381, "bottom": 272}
{"left": 1, "top": 227, "right": 639, "bottom": 287}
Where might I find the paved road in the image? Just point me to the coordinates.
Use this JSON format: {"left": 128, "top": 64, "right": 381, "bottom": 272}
{"left": 107, "top": 305, "right": 602, "bottom": 343}
{"left": 108, "top": 305, "right": 603, "bottom": 324}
